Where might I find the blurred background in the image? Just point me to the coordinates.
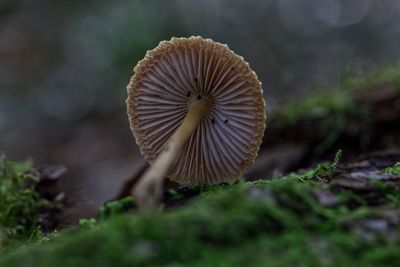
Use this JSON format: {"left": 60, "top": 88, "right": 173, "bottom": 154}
{"left": 1, "top": 0, "right": 400, "bottom": 212}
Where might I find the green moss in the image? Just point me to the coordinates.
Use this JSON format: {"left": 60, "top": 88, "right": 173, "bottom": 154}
{"left": 384, "top": 162, "right": 400, "bottom": 175}
{"left": 0, "top": 153, "right": 399, "bottom": 267}
{"left": 272, "top": 63, "right": 400, "bottom": 127}
{"left": 274, "top": 65, "right": 400, "bottom": 126}
{"left": 273, "top": 91, "right": 353, "bottom": 125}
{"left": 271, "top": 65, "right": 400, "bottom": 154}
{"left": 99, "top": 197, "right": 135, "bottom": 221}
{"left": 272, "top": 89, "right": 371, "bottom": 154}
{"left": 342, "top": 64, "right": 400, "bottom": 92}
{"left": 79, "top": 218, "right": 97, "bottom": 230}
{"left": 0, "top": 156, "right": 48, "bottom": 246}
{"left": 167, "top": 189, "right": 184, "bottom": 200}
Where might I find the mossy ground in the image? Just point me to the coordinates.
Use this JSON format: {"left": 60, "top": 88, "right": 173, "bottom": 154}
{"left": 0, "top": 155, "right": 48, "bottom": 247}
{"left": 273, "top": 63, "right": 400, "bottom": 128}
{"left": 0, "top": 153, "right": 399, "bottom": 267}
{"left": 265, "top": 64, "right": 400, "bottom": 163}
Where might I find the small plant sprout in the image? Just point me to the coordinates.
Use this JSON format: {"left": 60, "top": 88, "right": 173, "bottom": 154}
{"left": 126, "top": 37, "right": 266, "bottom": 210}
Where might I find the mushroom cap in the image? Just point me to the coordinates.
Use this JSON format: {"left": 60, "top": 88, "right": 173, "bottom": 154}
{"left": 127, "top": 36, "right": 266, "bottom": 186}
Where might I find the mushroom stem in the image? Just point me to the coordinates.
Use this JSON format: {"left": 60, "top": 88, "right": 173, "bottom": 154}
{"left": 132, "top": 98, "right": 209, "bottom": 210}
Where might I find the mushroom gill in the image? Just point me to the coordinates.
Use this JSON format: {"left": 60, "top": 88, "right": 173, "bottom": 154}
{"left": 126, "top": 36, "right": 266, "bottom": 209}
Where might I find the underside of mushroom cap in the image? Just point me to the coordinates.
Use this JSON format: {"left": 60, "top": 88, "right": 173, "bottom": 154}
{"left": 127, "top": 36, "right": 266, "bottom": 186}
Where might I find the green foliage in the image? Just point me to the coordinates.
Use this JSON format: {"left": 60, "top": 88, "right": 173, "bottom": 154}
{"left": 0, "top": 156, "right": 48, "bottom": 246}
{"left": 384, "top": 162, "right": 400, "bottom": 175}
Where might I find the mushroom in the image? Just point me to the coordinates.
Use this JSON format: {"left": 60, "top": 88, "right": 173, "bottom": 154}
{"left": 126, "top": 36, "right": 266, "bottom": 210}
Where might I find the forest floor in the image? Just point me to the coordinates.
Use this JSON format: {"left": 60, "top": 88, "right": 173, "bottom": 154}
{"left": 0, "top": 65, "right": 399, "bottom": 266}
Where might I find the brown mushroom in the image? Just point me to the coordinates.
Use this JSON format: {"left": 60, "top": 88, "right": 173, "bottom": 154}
{"left": 126, "top": 36, "right": 266, "bottom": 210}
